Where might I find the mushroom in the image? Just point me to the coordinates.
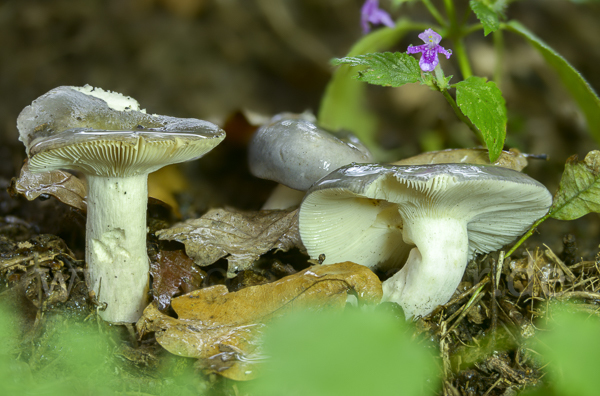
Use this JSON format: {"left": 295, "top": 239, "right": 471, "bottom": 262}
{"left": 298, "top": 163, "right": 552, "bottom": 319}
{"left": 247, "top": 113, "right": 373, "bottom": 209}
{"left": 17, "top": 85, "right": 225, "bottom": 323}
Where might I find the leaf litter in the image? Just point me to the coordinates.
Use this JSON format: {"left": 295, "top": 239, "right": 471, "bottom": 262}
{"left": 156, "top": 207, "right": 305, "bottom": 277}
{"left": 2, "top": 148, "right": 600, "bottom": 395}
{"left": 137, "top": 262, "right": 382, "bottom": 381}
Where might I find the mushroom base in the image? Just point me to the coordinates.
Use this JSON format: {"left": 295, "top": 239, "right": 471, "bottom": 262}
{"left": 382, "top": 216, "right": 469, "bottom": 319}
{"left": 86, "top": 174, "right": 150, "bottom": 323}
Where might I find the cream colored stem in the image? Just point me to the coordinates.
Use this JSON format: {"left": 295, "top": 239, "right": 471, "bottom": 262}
{"left": 86, "top": 174, "right": 149, "bottom": 323}
{"left": 382, "top": 216, "right": 469, "bottom": 319}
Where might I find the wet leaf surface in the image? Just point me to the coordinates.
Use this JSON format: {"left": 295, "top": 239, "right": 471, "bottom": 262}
{"left": 149, "top": 249, "right": 206, "bottom": 312}
{"left": 137, "top": 262, "right": 382, "bottom": 381}
{"left": 550, "top": 150, "right": 600, "bottom": 220}
{"left": 9, "top": 161, "right": 87, "bottom": 212}
{"left": 156, "top": 208, "right": 304, "bottom": 277}
{"left": 391, "top": 148, "right": 529, "bottom": 171}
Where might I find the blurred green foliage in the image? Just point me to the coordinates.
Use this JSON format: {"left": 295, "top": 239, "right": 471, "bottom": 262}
{"left": 525, "top": 304, "right": 600, "bottom": 396}
{"left": 252, "top": 309, "right": 438, "bottom": 396}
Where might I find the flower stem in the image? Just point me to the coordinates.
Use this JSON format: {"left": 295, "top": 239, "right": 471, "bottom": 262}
{"left": 422, "top": 0, "right": 446, "bottom": 28}
{"left": 443, "top": 0, "right": 456, "bottom": 25}
{"left": 493, "top": 29, "right": 504, "bottom": 85}
{"left": 453, "top": 38, "right": 472, "bottom": 79}
{"left": 505, "top": 213, "right": 551, "bottom": 257}
{"left": 441, "top": 88, "right": 482, "bottom": 142}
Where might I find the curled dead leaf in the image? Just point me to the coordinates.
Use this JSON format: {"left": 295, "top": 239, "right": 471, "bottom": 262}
{"left": 10, "top": 160, "right": 87, "bottom": 211}
{"left": 155, "top": 207, "right": 305, "bottom": 277}
{"left": 392, "top": 148, "right": 529, "bottom": 171}
{"left": 137, "top": 262, "right": 382, "bottom": 381}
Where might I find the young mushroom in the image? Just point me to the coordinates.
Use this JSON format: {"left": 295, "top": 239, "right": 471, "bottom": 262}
{"left": 299, "top": 163, "right": 552, "bottom": 319}
{"left": 18, "top": 85, "right": 225, "bottom": 323}
{"left": 247, "top": 113, "right": 373, "bottom": 209}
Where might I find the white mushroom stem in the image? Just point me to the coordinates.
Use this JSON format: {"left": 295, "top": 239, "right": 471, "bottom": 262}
{"left": 261, "top": 184, "right": 306, "bottom": 210}
{"left": 382, "top": 216, "right": 469, "bottom": 319}
{"left": 86, "top": 174, "right": 149, "bottom": 323}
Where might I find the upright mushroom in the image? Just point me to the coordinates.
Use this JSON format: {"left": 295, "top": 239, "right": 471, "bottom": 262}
{"left": 247, "top": 113, "right": 373, "bottom": 209}
{"left": 18, "top": 85, "right": 225, "bottom": 323}
{"left": 299, "top": 163, "right": 551, "bottom": 319}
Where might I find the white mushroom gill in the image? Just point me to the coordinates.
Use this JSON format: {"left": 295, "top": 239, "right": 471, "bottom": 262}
{"left": 299, "top": 163, "right": 552, "bottom": 321}
{"left": 18, "top": 86, "right": 226, "bottom": 323}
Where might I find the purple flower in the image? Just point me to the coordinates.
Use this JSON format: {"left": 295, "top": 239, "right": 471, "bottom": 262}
{"left": 361, "top": 0, "right": 395, "bottom": 34}
{"left": 407, "top": 29, "right": 452, "bottom": 72}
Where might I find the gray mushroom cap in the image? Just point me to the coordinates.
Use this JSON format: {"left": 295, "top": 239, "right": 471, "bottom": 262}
{"left": 17, "top": 85, "right": 225, "bottom": 177}
{"left": 247, "top": 114, "right": 373, "bottom": 191}
{"left": 299, "top": 163, "right": 552, "bottom": 270}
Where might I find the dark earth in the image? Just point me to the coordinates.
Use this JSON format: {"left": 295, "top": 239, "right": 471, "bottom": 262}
{"left": 1, "top": 1, "right": 599, "bottom": 395}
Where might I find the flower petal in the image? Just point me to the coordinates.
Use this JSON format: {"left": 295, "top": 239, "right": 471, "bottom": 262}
{"left": 418, "top": 28, "right": 441, "bottom": 46}
{"left": 437, "top": 46, "right": 453, "bottom": 59}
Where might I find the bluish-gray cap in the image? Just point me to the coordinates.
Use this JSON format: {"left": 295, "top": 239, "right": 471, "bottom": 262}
{"left": 247, "top": 113, "right": 373, "bottom": 191}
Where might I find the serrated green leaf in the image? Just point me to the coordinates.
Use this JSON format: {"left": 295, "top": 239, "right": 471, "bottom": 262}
{"left": 318, "top": 20, "right": 414, "bottom": 159}
{"left": 332, "top": 52, "right": 421, "bottom": 87}
{"left": 454, "top": 76, "right": 506, "bottom": 162}
{"left": 504, "top": 20, "right": 600, "bottom": 144}
{"left": 550, "top": 150, "right": 600, "bottom": 221}
{"left": 470, "top": 0, "right": 500, "bottom": 36}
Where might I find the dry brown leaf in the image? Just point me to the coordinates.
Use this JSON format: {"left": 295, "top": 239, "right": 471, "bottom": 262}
{"left": 137, "top": 261, "right": 382, "bottom": 381}
{"left": 155, "top": 207, "right": 304, "bottom": 277}
{"left": 10, "top": 160, "right": 87, "bottom": 211}
{"left": 149, "top": 249, "right": 205, "bottom": 311}
{"left": 392, "top": 148, "right": 529, "bottom": 171}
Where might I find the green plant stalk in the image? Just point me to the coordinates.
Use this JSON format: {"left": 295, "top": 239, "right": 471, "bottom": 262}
{"left": 505, "top": 213, "right": 551, "bottom": 257}
{"left": 453, "top": 38, "right": 473, "bottom": 79}
{"left": 442, "top": 0, "right": 456, "bottom": 26}
{"left": 440, "top": 88, "right": 483, "bottom": 141}
{"left": 463, "top": 23, "right": 483, "bottom": 36}
{"left": 422, "top": 0, "right": 446, "bottom": 28}
{"left": 493, "top": 29, "right": 504, "bottom": 85}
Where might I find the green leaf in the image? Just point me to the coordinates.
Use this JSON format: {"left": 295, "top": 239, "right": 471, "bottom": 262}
{"left": 549, "top": 150, "right": 600, "bottom": 221}
{"left": 470, "top": 0, "right": 500, "bottom": 36}
{"left": 531, "top": 306, "right": 600, "bottom": 396}
{"left": 318, "top": 19, "right": 416, "bottom": 159}
{"left": 504, "top": 20, "right": 600, "bottom": 144}
{"left": 252, "top": 309, "right": 437, "bottom": 396}
{"left": 454, "top": 76, "right": 507, "bottom": 162}
{"left": 332, "top": 52, "right": 421, "bottom": 88}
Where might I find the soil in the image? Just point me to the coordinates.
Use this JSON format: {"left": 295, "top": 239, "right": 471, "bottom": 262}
{"left": 1, "top": 1, "right": 599, "bottom": 395}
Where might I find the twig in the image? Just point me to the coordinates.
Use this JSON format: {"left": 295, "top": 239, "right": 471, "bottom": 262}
{"left": 553, "top": 291, "right": 600, "bottom": 301}
{"left": 431, "top": 275, "right": 490, "bottom": 317}
{"left": 482, "top": 377, "right": 503, "bottom": 396}
{"left": 491, "top": 258, "right": 498, "bottom": 348}
{"left": 442, "top": 284, "right": 486, "bottom": 338}
{"left": 543, "top": 244, "right": 576, "bottom": 281}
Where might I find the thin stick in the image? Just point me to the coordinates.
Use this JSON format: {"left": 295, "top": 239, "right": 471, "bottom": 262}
{"left": 443, "top": 283, "right": 486, "bottom": 337}
{"left": 544, "top": 244, "right": 576, "bottom": 281}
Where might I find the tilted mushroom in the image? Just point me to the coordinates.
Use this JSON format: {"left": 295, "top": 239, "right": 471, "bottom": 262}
{"left": 18, "top": 85, "right": 225, "bottom": 323}
{"left": 247, "top": 113, "right": 373, "bottom": 209}
{"left": 298, "top": 163, "right": 552, "bottom": 319}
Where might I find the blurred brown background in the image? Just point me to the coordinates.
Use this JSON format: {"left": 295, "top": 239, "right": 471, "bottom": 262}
{"left": 1, "top": 0, "right": 599, "bottom": 249}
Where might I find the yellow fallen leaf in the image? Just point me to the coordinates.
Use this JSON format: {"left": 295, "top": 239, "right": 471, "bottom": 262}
{"left": 137, "top": 262, "right": 382, "bottom": 381}
{"left": 392, "top": 148, "right": 528, "bottom": 171}
{"left": 147, "top": 164, "right": 189, "bottom": 215}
